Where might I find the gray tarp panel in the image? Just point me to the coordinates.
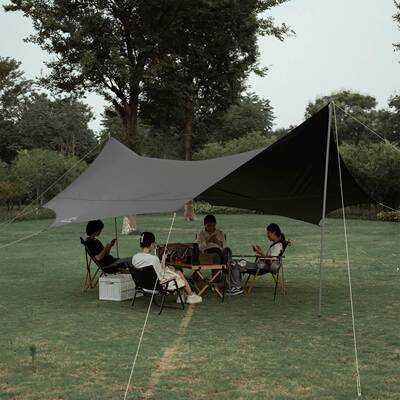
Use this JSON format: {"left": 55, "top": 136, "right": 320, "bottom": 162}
{"left": 44, "top": 105, "right": 371, "bottom": 227}
{"left": 44, "top": 139, "right": 264, "bottom": 227}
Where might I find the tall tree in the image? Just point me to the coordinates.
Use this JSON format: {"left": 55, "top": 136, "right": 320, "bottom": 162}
{"left": 305, "top": 90, "right": 379, "bottom": 144}
{"left": 0, "top": 57, "right": 32, "bottom": 121}
{"left": 142, "top": 1, "right": 290, "bottom": 161}
{"left": 201, "top": 93, "right": 275, "bottom": 144}
{"left": 140, "top": 1, "right": 290, "bottom": 219}
{"left": 375, "top": 95, "right": 400, "bottom": 143}
{"left": 4, "top": 0, "right": 185, "bottom": 148}
{"left": 16, "top": 93, "right": 97, "bottom": 159}
{"left": 0, "top": 57, "right": 32, "bottom": 163}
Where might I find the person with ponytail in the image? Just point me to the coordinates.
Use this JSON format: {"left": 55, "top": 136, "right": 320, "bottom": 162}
{"left": 132, "top": 232, "right": 202, "bottom": 304}
{"left": 234, "top": 223, "right": 287, "bottom": 275}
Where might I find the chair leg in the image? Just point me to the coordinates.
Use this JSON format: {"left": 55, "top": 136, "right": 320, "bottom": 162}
{"left": 280, "top": 266, "right": 286, "bottom": 295}
{"left": 273, "top": 279, "right": 279, "bottom": 302}
{"left": 131, "top": 291, "right": 138, "bottom": 307}
{"left": 222, "top": 270, "right": 226, "bottom": 303}
{"left": 247, "top": 270, "right": 260, "bottom": 295}
{"left": 83, "top": 271, "right": 91, "bottom": 292}
{"left": 177, "top": 290, "right": 185, "bottom": 310}
{"left": 273, "top": 270, "right": 281, "bottom": 302}
{"left": 243, "top": 274, "right": 251, "bottom": 291}
{"left": 159, "top": 294, "right": 166, "bottom": 315}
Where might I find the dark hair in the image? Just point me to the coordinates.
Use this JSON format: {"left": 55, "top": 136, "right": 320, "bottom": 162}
{"left": 139, "top": 232, "right": 156, "bottom": 248}
{"left": 204, "top": 214, "right": 216, "bottom": 225}
{"left": 86, "top": 219, "right": 104, "bottom": 236}
{"left": 266, "top": 223, "right": 285, "bottom": 243}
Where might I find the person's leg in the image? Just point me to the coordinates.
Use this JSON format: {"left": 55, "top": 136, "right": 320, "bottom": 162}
{"left": 204, "top": 248, "right": 223, "bottom": 263}
{"left": 107, "top": 257, "right": 132, "bottom": 272}
{"left": 174, "top": 270, "right": 193, "bottom": 296}
{"left": 204, "top": 248, "right": 224, "bottom": 281}
{"left": 228, "top": 266, "right": 242, "bottom": 289}
{"left": 221, "top": 247, "right": 232, "bottom": 265}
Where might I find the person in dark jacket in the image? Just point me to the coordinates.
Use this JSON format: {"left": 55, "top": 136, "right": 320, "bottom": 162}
{"left": 85, "top": 219, "right": 131, "bottom": 273}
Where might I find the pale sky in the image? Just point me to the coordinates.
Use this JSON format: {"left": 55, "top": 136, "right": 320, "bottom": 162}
{"left": 0, "top": 0, "right": 399, "bottom": 132}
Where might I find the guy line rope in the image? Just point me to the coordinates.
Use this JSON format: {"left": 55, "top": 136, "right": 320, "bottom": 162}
{"left": 333, "top": 102, "right": 362, "bottom": 397}
{"left": 123, "top": 212, "right": 177, "bottom": 400}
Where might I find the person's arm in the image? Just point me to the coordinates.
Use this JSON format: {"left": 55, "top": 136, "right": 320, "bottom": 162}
{"left": 219, "top": 230, "right": 226, "bottom": 248}
{"left": 253, "top": 245, "right": 267, "bottom": 258}
{"left": 197, "top": 230, "right": 208, "bottom": 251}
{"left": 95, "top": 239, "right": 115, "bottom": 261}
{"left": 153, "top": 255, "right": 164, "bottom": 279}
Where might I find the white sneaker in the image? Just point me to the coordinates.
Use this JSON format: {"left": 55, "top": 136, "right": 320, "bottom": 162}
{"left": 186, "top": 294, "right": 202, "bottom": 304}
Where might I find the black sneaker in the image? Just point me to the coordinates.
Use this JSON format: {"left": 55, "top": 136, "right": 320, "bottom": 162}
{"left": 226, "top": 287, "right": 244, "bottom": 296}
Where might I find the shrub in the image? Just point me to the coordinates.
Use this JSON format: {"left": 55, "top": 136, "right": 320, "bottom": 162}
{"left": 10, "top": 149, "right": 87, "bottom": 206}
{"left": 376, "top": 211, "right": 400, "bottom": 222}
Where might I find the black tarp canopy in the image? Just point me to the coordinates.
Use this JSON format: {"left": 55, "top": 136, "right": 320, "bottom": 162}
{"left": 44, "top": 105, "right": 371, "bottom": 227}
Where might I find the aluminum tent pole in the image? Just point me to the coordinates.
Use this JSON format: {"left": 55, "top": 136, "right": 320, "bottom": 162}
{"left": 114, "top": 217, "right": 119, "bottom": 257}
{"left": 318, "top": 102, "right": 333, "bottom": 317}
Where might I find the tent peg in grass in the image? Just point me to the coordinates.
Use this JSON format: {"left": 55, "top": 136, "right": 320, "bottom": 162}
{"left": 29, "top": 344, "right": 37, "bottom": 372}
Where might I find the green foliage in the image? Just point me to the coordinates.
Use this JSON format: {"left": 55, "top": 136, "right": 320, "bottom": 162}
{"left": 375, "top": 95, "right": 400, "bottom": 143}
{"left": 0, "top": 161, "right": 27, "bottom": 209}
{"left": 141, "top": 1, "right": 289, "bottom": 158}
{"left": 4, "top": 0, "right": 204, "bottom": 141}
{"left": 306, "top": 90, "right": 379, "bottom": 144}
{"left": 376, "top": 211, "right": 400, "bottom": 222}
{"left": 0, "top": 57, "right": 32, "bottom": 162}
{"left": 340, "top": 142, "right": 400, "bottom": 208}
{"left": 0, "top": 91, "right": 98, "bottom": 164}
{"left": 15, "top": 94, "right": 97, "bottom": 160}
{"left": 197, "top": 93, "right": 275, "bottom": 145}
{"left": 0, "top": 56, "right": 32, "bottom": 121}
{"left": 193, "top": 201, "right": 256, "bottom": 215}
{"left": 10, "top": 149, "right": 87, "bottom": 205}
{"left": 101, "top": 91, "right": 276, "bottom": 159}
{"left": 394, "top": 1, "right": 400, "bottom": 54}
{"left": 193, "top": 131, "right": 278, "bottom": 160}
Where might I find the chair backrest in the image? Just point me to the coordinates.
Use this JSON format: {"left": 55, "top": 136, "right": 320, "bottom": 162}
{"left": 280, "top": 239, "right": 290, "bottom": 257}
{"left": 157, "top": 242, "right": 199, "bottom": 264}
{"left": 129, "top": 265, "right": 161, "bottom": 292}
{"left": 80, "top": 237, "right": 103, "bottom": 269}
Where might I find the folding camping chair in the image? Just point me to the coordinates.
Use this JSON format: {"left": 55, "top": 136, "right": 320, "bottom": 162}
{"left": 80, "top": 237, "right": 105, "bottom": 291}
{"left": 128, "top": 265, "right": 185, "bottom": 315}
{"left": 241, "top": 240, "right": 290, "bottom": 301}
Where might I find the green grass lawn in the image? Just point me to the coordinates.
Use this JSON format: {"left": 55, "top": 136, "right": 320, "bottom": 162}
{"left": 0, "top": 214, "right": 399, "bottom": 400}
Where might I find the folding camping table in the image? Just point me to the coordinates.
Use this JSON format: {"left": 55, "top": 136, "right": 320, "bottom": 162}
{"left": 166, "top": 262, "right": 227, "bottom": 300}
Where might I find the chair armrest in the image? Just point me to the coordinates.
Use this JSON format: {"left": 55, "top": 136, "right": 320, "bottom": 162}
{"left": 159, "top": 276, "right": 176, "bottom": 285}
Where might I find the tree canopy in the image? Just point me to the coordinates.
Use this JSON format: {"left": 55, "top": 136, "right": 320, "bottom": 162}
{"left": 5, "top": 0, "right": 290, "bottom": 154}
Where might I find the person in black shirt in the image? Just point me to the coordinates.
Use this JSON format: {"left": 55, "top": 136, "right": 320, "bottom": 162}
{"left": 85, "top": 220, "right": 132, "bottom": 273}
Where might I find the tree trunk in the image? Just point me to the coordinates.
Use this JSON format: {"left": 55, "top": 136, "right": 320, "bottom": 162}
{"left": 123, "top": 100, "right": 138, "bottom": 148}
{"left": 183, "top": 102, "right": 196, "bottom": 221}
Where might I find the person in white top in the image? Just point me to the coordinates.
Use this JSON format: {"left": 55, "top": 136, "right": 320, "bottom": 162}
{"left": 132, "top": 232, "right": 202, "bottom": 304}
{"left": 252, "top": 223, "right": 285, "bottom": 266}
{"left": 233, "top": 223, "right": 286, "bottom": 280}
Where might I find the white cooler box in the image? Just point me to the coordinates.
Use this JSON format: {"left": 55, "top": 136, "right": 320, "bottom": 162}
{"left": 99, "top": 274, "right": 135, "bottom": 301}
